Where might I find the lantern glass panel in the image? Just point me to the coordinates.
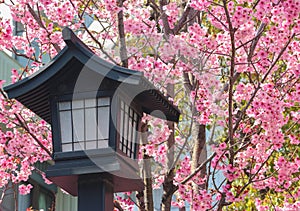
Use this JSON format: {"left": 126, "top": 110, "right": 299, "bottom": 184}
{"left": 85, "top": 99, "right": 96, "bottom": 107}
{"left": 85, "top": 107, "right": 97, "bottom": 141}
{"left": 97, "top": 106, "right": 110, "bottom": 139}
{"left": 58, "top": 97, "right": 110, "bottom": 152}
{"left": 72, "top": 100, "right": 84, "bottom": 109}
{"left": 98, "top": 140, "right": 108, "bottom": 148}
{"left": 74, "top": 142, "right": 83, "bottom": 151}
{"left": 59, "top": 101, "right": 71, "bottom": 110}
{"left": 119, "top": 100, "right": 139, "bottom": 159}
{"left": 62, "top": 144, "right": 72, "bottom": 152}
{"left": 59, "top": 111, "right": 72, "bottom": 144}
{"left": 98, "top": 98, "right": 110, "bottom": 106}
{"left": 119, "top": 102, "right": 124, "bottom": 151}
{"left": 73, "top": 109, "right": 84, "bottom": 141}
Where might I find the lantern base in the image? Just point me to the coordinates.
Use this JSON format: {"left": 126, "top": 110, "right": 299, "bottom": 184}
{"left": 46, "top": 148, "right": 144, "bottom": 196}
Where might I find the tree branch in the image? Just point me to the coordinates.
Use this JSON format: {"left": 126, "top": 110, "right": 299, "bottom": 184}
{"left": 181, "top": 152, "right": 216, "bottom": 185}
{"left": 232, "top": 33, "right": 295, "bottom": 133}
{"left": 117, "top": 0, "right": 128, "bottom": 67}
{"left": 173, "top": 5, "right": 192, "bottom": 34}
{"left": 14, "top": 113, "right": 52, "bottom": 157}
{"left": 26, "top": 3, "right": 61, "bottom": 53}
{"left": 247, "top": 22, "right": 266, "bottom": 62}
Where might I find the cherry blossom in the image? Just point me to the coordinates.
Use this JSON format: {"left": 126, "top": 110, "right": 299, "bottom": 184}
{"left": 0, "top": 0, "right": 299, "bottom": 210}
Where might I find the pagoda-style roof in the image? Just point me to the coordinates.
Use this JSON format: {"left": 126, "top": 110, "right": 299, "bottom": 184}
{"left": 4, "top": 27, "right": 180, "bottom": 123}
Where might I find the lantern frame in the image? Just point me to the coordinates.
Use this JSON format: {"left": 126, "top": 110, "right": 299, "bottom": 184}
{"left": 4, "top": 27, "right": 180, "bottom": 196}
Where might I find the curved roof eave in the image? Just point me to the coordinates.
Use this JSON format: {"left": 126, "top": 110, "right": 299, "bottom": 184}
{"left": 62, "top": 27, "right": 143, "bottom": 85}
{"left": 4, "top": 27, "right": 181, "bottom": 123}
{"left": 4, "top": 27, "right": 144, "bottom": 99}
{"left": 4, "top": 47, "right": 69, "bottom": 98}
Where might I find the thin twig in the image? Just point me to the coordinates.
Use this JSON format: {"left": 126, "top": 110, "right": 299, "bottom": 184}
{"left": 14, "top": 113, "right": 52, "bottom": 157}
{"left": 26, "top": 3, "right": 61, "bottom": 53}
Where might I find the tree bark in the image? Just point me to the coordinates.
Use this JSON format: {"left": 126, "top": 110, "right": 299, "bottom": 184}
{"left": 143, "top": 154, "right": 154, "bottom": 211}
{"left": 161, "top": 84, "right": 176, "bottom": 211}
{"left": 139, "top": 122, "right": 154, "bottom": 211}
{"left": 183, "top": 64, "right": 207, "bottom": 209}
{"left": 190, "top": 123, "right": 207, "bottom": 191}
{"left": 117, "top": 0, "right": 128, "bottom": 67}
{"left": 149, "top": 2, "right": 202, "bottom": 210}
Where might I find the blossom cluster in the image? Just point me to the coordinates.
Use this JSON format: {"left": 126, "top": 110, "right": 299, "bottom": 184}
{"left": 0, "top": 0, "right": 299, "bottom": 210}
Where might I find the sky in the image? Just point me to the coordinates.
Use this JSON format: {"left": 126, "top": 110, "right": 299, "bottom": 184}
{"left": 0, "top": 2, "right": 11, "bottom": 19}
{"left": 0, "top": 2, "right": 12, "bottom": 56}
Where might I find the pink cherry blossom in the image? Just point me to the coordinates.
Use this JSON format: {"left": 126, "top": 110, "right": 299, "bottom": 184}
{"left": 18, "top": 184, "right": 33, "bottom": 195}
{"left": 0, "top": 0, "right": 299, "bottom": 210}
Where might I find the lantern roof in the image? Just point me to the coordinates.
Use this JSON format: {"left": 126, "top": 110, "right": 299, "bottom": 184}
{"left": 4, "top": 27, "right": 180, "bottom": 123}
